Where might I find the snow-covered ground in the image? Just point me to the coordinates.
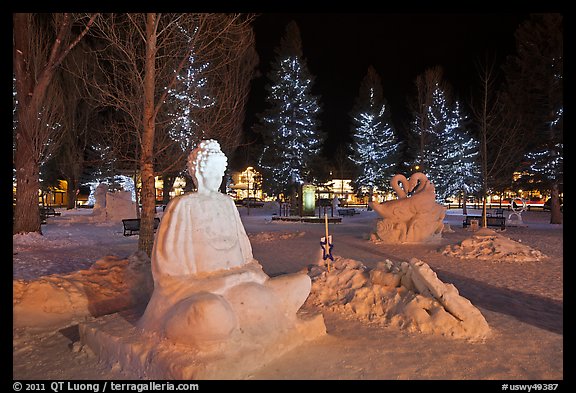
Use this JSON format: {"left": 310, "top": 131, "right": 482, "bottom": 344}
{"left": 13, "top": 205, "right": 563, "bottom": 380}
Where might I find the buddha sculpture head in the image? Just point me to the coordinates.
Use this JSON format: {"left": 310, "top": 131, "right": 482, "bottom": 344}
{"left": 187, "top": 140, "right": 227, "bottom": 194}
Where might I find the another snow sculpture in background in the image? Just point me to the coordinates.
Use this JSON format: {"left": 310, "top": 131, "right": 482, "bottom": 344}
{"left": 370, "top": 172, "right": 446, "bottom": 244}
{"left": 104, "top": 191, "right": 136, "bottom": 221}
{"left": 88, "top": 183, "right": 137, "bottom": 223}
{"left": 91, "top": 183, "right": 108, "bottom": 219}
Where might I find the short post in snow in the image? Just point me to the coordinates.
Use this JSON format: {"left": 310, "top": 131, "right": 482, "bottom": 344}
{"left": 320, "top": 213, "right": 334, "bottom": 271}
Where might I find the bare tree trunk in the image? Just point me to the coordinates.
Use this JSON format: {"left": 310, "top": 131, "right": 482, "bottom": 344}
{"left": 473, "top": 59, "right": 522, "bottom": 228}
{"left": 462, "top": 188, "right": 468, "bottom": 215}
{"left": 298, "top": 184, "right": 303, "bottom": 217}
{"left": 365, "top": 185, "right": 374, "bottom": 211}
{"left": 66, "top": 178, "right": 78, "bottom": 209}
{"left": 13, "top": 155, "right": 42, "bottom": 234}
{"left": 138, "top": 13, "right": 158, "bottom": 256}
{"left": 75, "top": 13, "right": 256, "bottom": 253}
{"left": 162, "top": 174, "right": 177, "bottom": 205}
{"left": 13, "top": 13, "right": 97, "bottom": 234}
{"left": 480, "top": 75, "right": 488, "bottom": 228}
{"left": 550, "top": 182, "right": 562, "bottom": 224}
{"left": 13, "top": 14, "right": 46, "bottom": 234}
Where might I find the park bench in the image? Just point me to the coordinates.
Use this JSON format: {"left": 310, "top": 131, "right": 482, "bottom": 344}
{"left": 488, "top": 208, "right": 505, "bottom": 218}
{"left": 462, "top": 215, "right": 506, "bottom": 230}
{"left": 39, "top": 207, "right": 60, "bottom": 224}
{"left": 41, "top": 206, "right": 61, "bottom": 217}
{"left": 122, "top": 217, "right": 161, "bottom": 236}
{"left": 39, "top": 211, "right": 47, "bottom": 225}
{"left": 337, "top": 208, "right": 357, "bottom": 217}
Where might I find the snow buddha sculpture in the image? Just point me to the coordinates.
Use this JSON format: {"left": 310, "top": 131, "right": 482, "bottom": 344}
{"left": 370, "top": 172, "right": 446, "bottom": 244}
{"left": 151, "top": 140, "right": 251, "bottom": 275}
{"left": 138, "top": 139, "right": 325, "bottom": 354}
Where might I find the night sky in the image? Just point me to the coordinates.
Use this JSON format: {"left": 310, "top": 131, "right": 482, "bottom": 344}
{"left": 240, "top": 13, "right": 529, "bottom": 166}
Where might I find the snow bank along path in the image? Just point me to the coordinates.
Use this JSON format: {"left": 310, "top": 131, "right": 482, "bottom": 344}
{"left": 13, "top": 252, "right": 153, "bottom": 329}
{"left": 308, "top": 256, "right": 490, "bottom": 341}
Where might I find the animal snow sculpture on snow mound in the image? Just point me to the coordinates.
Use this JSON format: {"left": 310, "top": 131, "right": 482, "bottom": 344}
{"left": 138, "top": 139, "right": 325, "bottom": 354}
{"left": 370, "top": 172, "right": 446, "bottom": 244}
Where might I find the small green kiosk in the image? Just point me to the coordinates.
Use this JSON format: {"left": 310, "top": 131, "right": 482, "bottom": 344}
{"left": 301, "top": 183, "right": 317, "bottom": 216}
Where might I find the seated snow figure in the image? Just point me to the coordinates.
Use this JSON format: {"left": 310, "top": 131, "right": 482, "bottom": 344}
{"left": 138, "top": 140, "right": 324, "bottom": 352}
{"left": 370, "top": 172, "right": 446, "bottom": 244}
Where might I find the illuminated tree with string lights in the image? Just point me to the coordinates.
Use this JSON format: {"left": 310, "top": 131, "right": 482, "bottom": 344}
{"left": 166, "top": 52, "right": 213, "bottom": 153}
{"left": 158, "top": 52, "right": 213, "bottom": 200}
{"left": 409, "top": 70, "right": 480, "bottom": 203}
{"left": 434, "top": 101, "right": 481, "bottom": 208}
{"left": 349, "top": 65, "right": 400, "bottom": 199}
{"left": 256, "top": 21, "right": 323, "bottom": 196}
{"left": 420, "top": 83, "right": 453, "bottom": 193}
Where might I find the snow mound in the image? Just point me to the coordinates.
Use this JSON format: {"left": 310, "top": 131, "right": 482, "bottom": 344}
{"left": 13, "top": 251, "right": 153, "bottom": 329}
{"left": 13, "top": 232, "right": 97, "bottom": 250}
{"left": 56, "top": 215, "right": 120, "bottom": 226}
{"left": 248, "top": 231, "right": 306, "bottom": 242}
{"left": 307, "top": 256, "right": 490, "bottom": 341}
{"left": 441, "top": 228, "right": 547, "bottom": 262}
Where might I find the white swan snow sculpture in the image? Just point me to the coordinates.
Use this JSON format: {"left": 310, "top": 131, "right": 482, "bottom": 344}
{"left": 369, "top": 172, "right": 446, "bottom": 244}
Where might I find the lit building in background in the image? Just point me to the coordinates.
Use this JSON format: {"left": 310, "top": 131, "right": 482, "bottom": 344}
{"left": 16, "top": 169, "right": 560, "bottom": 209}
{"left": 229, "top": 167, "right": 263, "bottom": 200}
{"left": 316, "top": 179, "right": 354, "bottom": 204}
{"left": 134, "top": 176, "right": 187, "bottom": 205}
{"left": 40, "top": 179, "right": 68, "bottom": 207}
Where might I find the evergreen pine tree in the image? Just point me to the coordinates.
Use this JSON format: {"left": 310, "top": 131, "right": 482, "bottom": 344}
{"left": 256, "top": 21, "right": 322, "bottom": 196}
{"left": 419, "top": 82, "right": 453, "bottom": 197}
{"left": 409, "top": 71, "right": 481, "bottom": 202}
{"left": 408, "top": 66, "right": 445, "bottom": 175}
{"left": 349, "top": 65, "right": 400, "bottom": 198}
{"left": 438, "top": 101, "right": 482, "bottom": 203}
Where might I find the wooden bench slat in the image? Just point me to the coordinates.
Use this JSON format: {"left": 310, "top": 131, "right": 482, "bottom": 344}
{"left": 41, "top": 207, "right": 61, "bottom": 217}
{"left": 462, "top": 215, "right": 506, "bottom": 229}
{"left": 487, "top": 208, "right": 505, "bottom": 218}
{"left": 122, "top": 217, "right": 161, "bottom": 236}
